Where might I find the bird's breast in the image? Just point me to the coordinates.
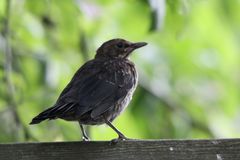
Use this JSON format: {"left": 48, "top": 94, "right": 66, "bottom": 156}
{"left": 102, "top": 59, "right": 138, "bottom": 88}
{"left": 101, "top": 59, "right": 138, "bottom": 121}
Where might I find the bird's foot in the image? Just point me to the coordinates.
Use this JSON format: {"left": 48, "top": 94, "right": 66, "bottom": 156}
{"left": 82, "top": 136, "right": 90, "bottom": 141}
{"left": 110, "top": 134, "right": 130, "bottom": 145}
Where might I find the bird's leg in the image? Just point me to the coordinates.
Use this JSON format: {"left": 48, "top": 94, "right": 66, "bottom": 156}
{"left": 78, "top": 121, "right": 90, "bottom": 141}
{"left": 104, "top": 117, "right": 129, "bottom": 144}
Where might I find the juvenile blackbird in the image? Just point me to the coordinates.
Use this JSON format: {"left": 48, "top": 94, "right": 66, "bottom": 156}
{"left": 30, "top": 38, "right": 147, "bottom": 142}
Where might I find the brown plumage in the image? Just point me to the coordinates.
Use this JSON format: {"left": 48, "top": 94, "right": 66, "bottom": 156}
{"left": 30, "top": 38, "right": 147, "bottom": 142}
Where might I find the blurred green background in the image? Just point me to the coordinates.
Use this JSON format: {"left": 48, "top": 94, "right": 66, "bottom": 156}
{"left": 0, "top": 0, "right": 240, "bottom": 142}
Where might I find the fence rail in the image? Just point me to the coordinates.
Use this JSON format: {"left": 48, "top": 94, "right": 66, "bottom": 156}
{"left": 0, "top": 139, "right": 239, "bottom": 160}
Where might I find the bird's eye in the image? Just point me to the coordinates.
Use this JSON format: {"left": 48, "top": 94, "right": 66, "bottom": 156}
{"left": 116, "top": 42, "right": 124, "bottom": 48}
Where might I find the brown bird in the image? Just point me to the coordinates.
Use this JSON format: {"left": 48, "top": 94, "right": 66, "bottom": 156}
{"left": 30, "top": 38, "right": 147, "bottom": 142}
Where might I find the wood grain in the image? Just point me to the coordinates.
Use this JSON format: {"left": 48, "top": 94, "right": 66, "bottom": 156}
{"left": 0, "top": 139, "right": 240, "bottom": 160}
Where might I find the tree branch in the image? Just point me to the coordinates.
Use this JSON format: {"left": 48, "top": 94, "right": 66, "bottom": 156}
{"left": 3, "top": 0, "right": 35, "bottom": 141}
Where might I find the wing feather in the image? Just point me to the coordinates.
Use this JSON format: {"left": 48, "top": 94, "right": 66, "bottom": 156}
{"left": 54, "top": 59, "right": 135, "bottom": 119}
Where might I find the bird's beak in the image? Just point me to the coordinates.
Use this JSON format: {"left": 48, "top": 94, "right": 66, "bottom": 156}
{"left": 131, "top": 42, "right": 148, "bottom": 49}
{"left": 124, "top": 41, "right": 147, "bottom": 58}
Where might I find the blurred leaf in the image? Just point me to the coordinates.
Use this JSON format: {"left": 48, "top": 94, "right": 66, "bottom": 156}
{"left": 1, "top": 0, "right": 240, "bottom": 142}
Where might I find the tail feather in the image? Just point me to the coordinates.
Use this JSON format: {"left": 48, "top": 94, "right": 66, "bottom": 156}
{"left": 29, "top": 106, "right": 58, "bottom": 125}
{"left": 29, "top": 103, "right": 76, "bottom": 125}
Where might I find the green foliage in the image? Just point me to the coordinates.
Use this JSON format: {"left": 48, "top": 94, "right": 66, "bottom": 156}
{"left": 0, "top": 0, "right": 240, "bottom": 142}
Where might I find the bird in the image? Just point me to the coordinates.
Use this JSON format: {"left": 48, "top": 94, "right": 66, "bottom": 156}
{"left": 30, "top": 38, "right": 147, "bottom": 142}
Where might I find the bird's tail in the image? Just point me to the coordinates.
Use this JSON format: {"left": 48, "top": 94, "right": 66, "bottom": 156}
{"left": 29, "top": 106, "right": 57, "bottom": 125}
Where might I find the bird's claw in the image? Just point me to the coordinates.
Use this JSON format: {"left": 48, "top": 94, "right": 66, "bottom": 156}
{"left": 82, "top": 136, "right": 90, "bottom": 141}
{"left": 109, "top": 135, "right": 129, "bottom": 145}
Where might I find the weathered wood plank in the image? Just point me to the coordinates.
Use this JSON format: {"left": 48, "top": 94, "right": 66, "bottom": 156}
{"left": 0, "top": 139, "right": 240, "bottom": 160}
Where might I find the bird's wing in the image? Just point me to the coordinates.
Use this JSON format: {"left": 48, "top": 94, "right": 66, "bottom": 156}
{"left": 56, "top": 59, "right": 136, "bottom": 119}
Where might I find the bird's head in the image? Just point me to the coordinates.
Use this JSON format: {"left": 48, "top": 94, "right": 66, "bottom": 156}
{"left": 95, "top": 38, "right": 147, "bottom": 59}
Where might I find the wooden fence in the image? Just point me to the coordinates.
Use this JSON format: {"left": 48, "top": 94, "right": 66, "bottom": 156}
{"left": 0, "top": 139, "right": 239, "bottom": 160}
